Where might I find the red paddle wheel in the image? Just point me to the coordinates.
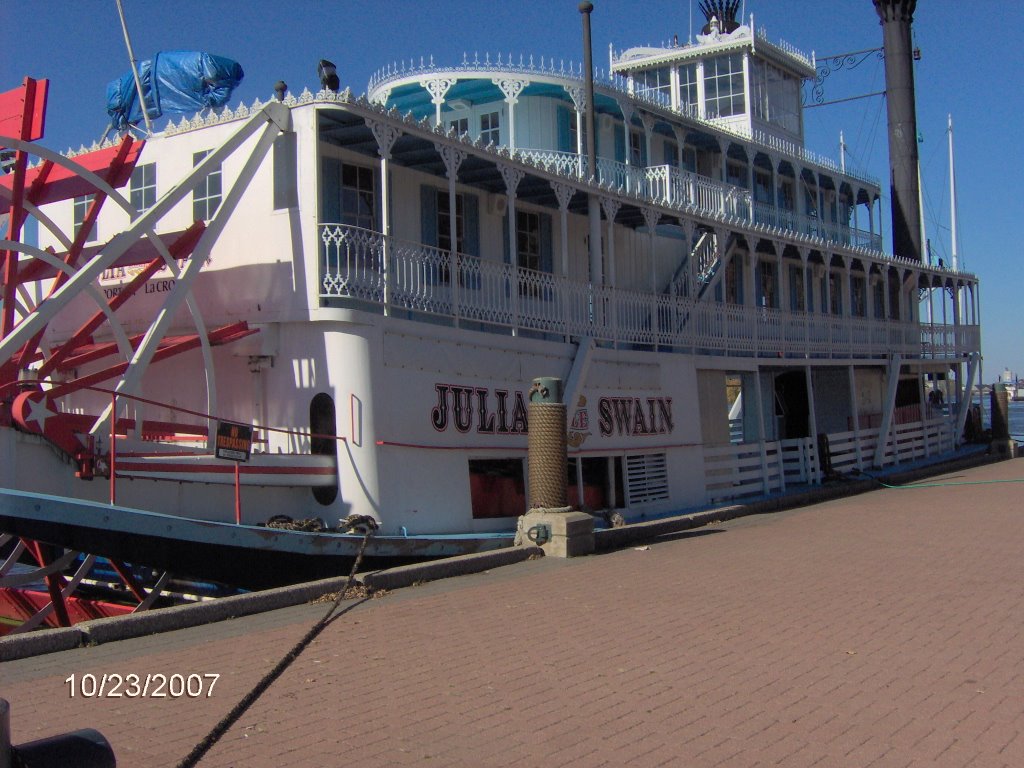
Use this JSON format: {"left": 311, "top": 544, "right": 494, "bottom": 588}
{"left": 0, "top": 77, "right": 281, "bottom": 630}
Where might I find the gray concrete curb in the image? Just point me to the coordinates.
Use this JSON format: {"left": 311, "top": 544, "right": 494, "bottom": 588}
{"left": 78, "top": 574, "right": 359, "bottom": 646}
{"left": 0, "top": 626, "right": 83, "bottom": 662}
{"left": 361, "top": 545, "right": 543, "bottom": 592}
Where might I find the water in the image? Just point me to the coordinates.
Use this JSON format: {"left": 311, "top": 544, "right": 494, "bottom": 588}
{"left": 973, "top": 395, "right": 1024, "bottom": 441}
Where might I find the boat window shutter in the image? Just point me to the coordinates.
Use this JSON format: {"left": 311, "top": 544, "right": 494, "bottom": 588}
{"left": 557, "top": 107, "right": 572, "bottom": 153}
{"left": 464, "top": 194, "right": 481, "bottom": 290}
{"left": 614, "top": 128, "right": 625, "bottom": 164}
{"left": 321, "top": 158, "right": 342, "bottom": 223}
{"left": 421, "top": 185, "right": 438, "bottom": 247}
{"left": 539, "top": 212, "right": 553, "bottom": 274}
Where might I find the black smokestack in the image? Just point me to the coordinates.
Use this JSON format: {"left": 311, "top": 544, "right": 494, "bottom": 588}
{"left": 874, "top": 0, "right": 922, "bottom": 262}
{"left": 699, "top": 1, "right": 741, "bottom": 34}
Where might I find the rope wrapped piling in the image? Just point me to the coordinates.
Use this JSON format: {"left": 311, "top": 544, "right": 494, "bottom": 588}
{"left": 527, "top": 377, "right": 567, "bottom": 511}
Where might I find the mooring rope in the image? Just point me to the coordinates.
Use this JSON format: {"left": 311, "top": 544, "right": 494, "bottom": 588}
{"left": 174, "top": 518, "right": 379, "bottom": 768}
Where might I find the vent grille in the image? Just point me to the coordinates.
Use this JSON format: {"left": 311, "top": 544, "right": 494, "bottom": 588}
{"left": 625, "top": 452, "right": 670, "bottom": 505}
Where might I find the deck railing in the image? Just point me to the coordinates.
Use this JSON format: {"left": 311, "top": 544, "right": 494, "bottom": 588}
{"left": 520, "top": 150, "right": 882, "bottom": 250}
{"left": 704, "top": 415, "right": 957, "bottom": 503}
{"left": 320, "top": 224, "right": 977, "bottom": 360}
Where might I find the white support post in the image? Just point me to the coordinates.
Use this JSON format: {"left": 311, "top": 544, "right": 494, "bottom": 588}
{"left": 643, "top": 207, "right": 660, "bottom": 348}
{"left": 420, "top": 77, "right": 456, "bottom": 128}
{"left": 435, "top": 142, "right": 467, "bottom": 326}
{"left": 499, "top": 163, "right": 524, "bottom": 335}
{"left": 493, "top": 78, "right": 527, "bottom": 152}
{"left": 552, "top": 182, "right": 576, "bottom": 341}
{"left": 601, "top": 197, "right": 621, "bottom": 346}
{"left": 753, "top": 371, "right": 771, "bottom": 494}
{"left": 848, "top": 365, "right": 863, "bottom": 469}
{"left": 368, "top": 119, "right": 402, "bottom": 316}
{"left": 805, "top": 365, "right": 820, "bottom": 483}
{"left": 873, "top": 354, "right": 903, "bottom": 467}
{"left": 564, "top": 85, "right": 587, "bottom": 179}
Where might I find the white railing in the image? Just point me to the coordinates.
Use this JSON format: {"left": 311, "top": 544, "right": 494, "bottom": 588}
{"left": 704, "top": 416, "right": 958, "bottom": 502}
{"left": 320, "top": 224, "right": 977, "bottom": 361}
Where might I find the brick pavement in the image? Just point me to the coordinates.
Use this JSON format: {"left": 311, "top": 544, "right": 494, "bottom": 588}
{"left": 3, "top": 458, "right": 1023, "bottom": 767}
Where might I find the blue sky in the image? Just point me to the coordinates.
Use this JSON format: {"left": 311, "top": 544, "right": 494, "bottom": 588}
{"left": 3, "top": 0, "right": 1021, "bottom": 381}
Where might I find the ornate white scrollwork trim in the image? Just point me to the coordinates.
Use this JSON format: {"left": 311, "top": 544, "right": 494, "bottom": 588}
{"left": 600, "top": 196, "right": 622, "bottom": 222}
{"left": 420, "top": 77, "right": 457, "bottom": 105}
{"left": 372, "top": 88, "right": 392, "bottom": 106}
{"left": 498, "top": 163, "right": 524, "bottom": 195}
{"left": 564, "top": 85, "right": 587, "bottom": 113}
{"left": 365, "top": 118, "right": 402, "bottom": 160}
{"left": 551, "top": 181, "right": 576, "bottom": 211}
{"left": 434, "top": 142, "right": 467, "bottom": 180}
{"left": 639, "top": 112, "right": 657, "bottom": 136}
{"left": 642, "top": 207, "right": 660, "bottom": 231}
{"left": 492, "top": 78, "right": 528, "bottom": 104}
{"left": 616, "top": 98, "right": 636, "bottom": 125}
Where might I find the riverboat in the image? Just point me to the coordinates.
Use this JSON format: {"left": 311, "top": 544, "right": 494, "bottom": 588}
{"left": 0, "top": 1, "right": 981, "bottom": 595}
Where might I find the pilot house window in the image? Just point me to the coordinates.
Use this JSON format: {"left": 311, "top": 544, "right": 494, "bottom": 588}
{"left": 704, "top": 53, "right": 746, "bottom": 118}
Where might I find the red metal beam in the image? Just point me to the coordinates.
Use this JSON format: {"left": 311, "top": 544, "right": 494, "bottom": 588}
{"left": 1, "top": 80, "right": 51, "bottom": 340}
{"left": 0, "top": 136, "right": 143, "bottom": 208}
{"left": 21, "top": 538, "right": 71, "bottom": 628}
{"left": 0, "top": 77, "right": 47, "bottom": 142}
{"left": 35, "top": 219, "right": 206, "bottom": 378}
{"left": 48, "top": 321, "right": 258, "bottom": 396}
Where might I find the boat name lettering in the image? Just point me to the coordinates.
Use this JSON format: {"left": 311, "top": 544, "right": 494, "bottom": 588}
{"left": 597, "top": 397, "right": 674, "bottom": 437}
{"left": 431, "top": 384, "right": 528, "bottom": 435}
{"left": 102, "top": 278, "right": 176, "bottom": 300}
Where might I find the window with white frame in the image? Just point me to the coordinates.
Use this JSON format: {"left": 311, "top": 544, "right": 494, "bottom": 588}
{"left": 634, "top": 66, "right": 672, "bottom": 103}
{"left": 678, "top": 63, "right": 699, "bottom": 113}
{"left": 192, "top": 150, "right": 222, "bottom": 221}
{"left": 73, "top": 194, "right": 97, "bottom": 242}
{"left": 130, "top": 163, "right": 156, "bottom": 214}
{"left": 629, "top": 129, "right": 643, "bottom": 165}
{"left": 704, "top": 53, "right": 746, "bottom": 118}
{"left": 480, "top": 111, "right": 500, "bottom": 145}
{"left": 436, "top": 191, "right": 465, "bottom": 256}
{"left": 517, "top": 210, "right": 541, "bottom": 272}
{"left": 751, "top": 59, "right": 801, "bottom": 134}
{"left": 341, "top": 164, "right": 375, "bottom": 229}
{"left": 448, "top": 117, "right": 469, "bottom": 136}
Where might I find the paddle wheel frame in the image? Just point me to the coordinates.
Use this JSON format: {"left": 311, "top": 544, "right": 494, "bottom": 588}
{"left": 0, "top": 77, "right": 292, "bottom": 630}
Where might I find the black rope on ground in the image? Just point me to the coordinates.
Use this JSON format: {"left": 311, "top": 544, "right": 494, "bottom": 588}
{"left": 175, "top": 524, "right": 378, "bottom": 768}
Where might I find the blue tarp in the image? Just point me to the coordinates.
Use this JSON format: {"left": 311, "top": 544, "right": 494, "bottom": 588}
{"left": 106, "top": 51, "right": 244, "bottom": 130}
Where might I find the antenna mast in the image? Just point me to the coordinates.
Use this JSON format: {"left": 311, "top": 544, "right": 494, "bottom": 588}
{"left": 948, "top": 114, "right": 959, "bottom": 271}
